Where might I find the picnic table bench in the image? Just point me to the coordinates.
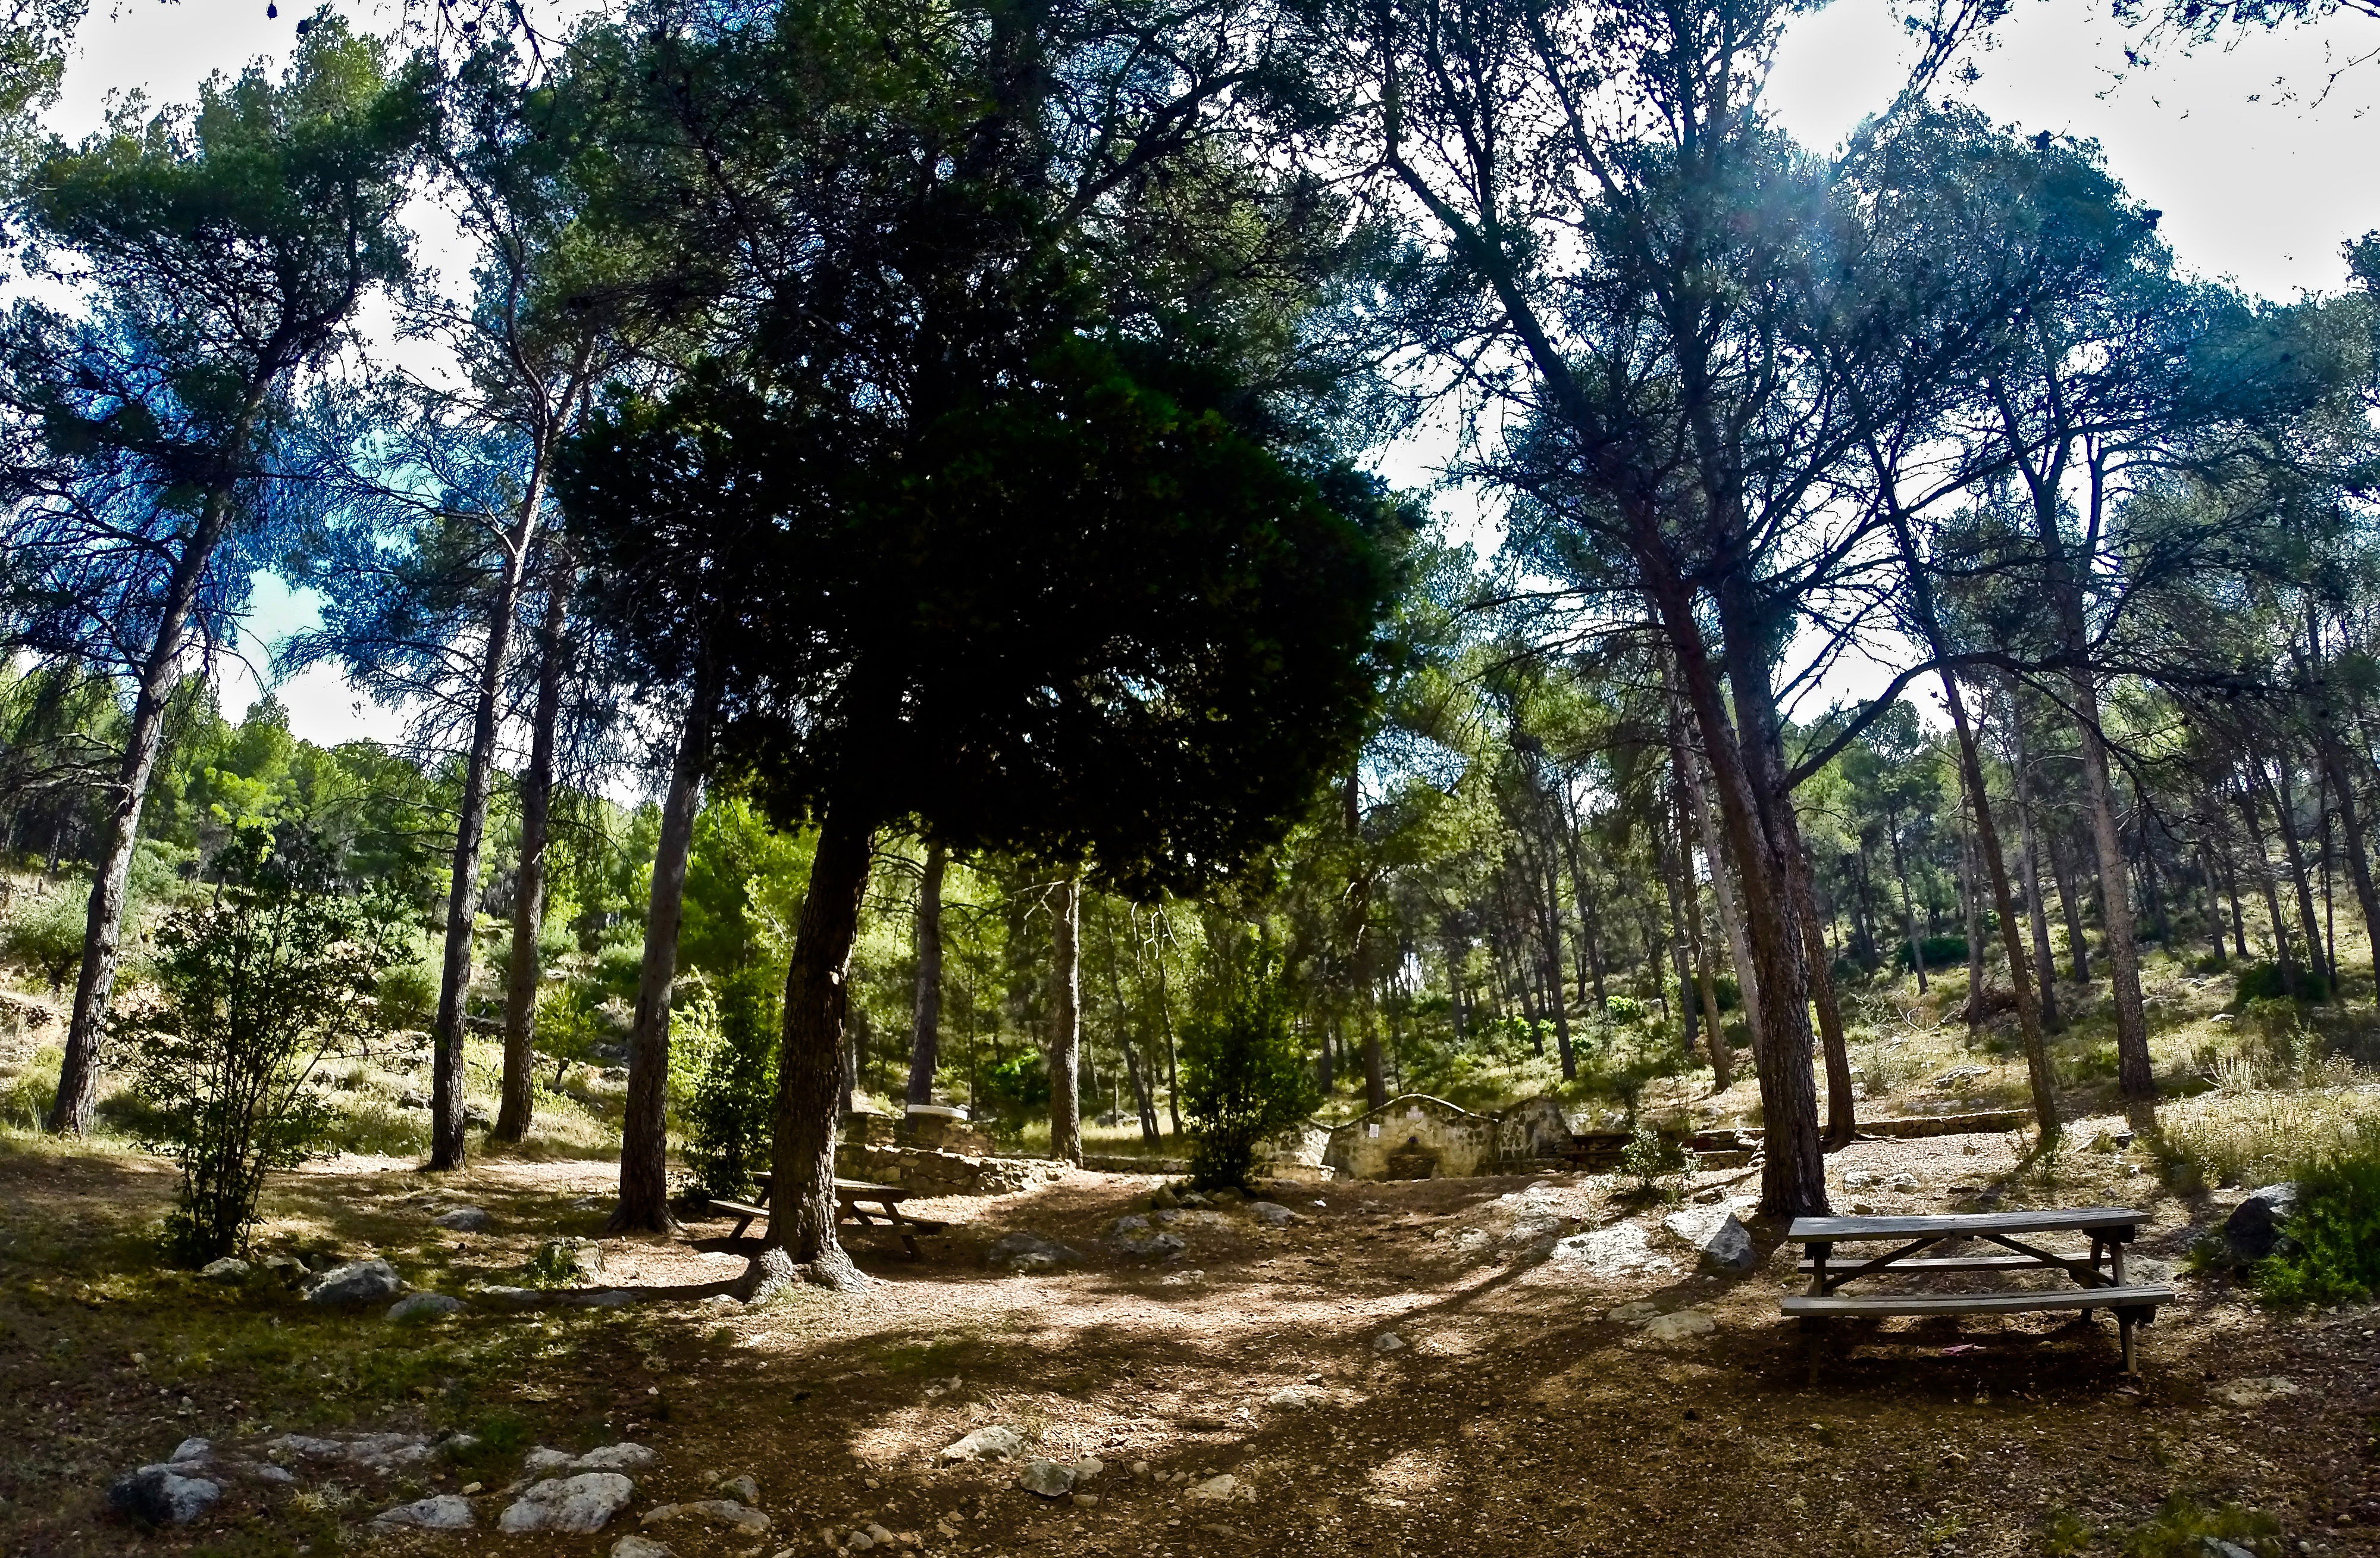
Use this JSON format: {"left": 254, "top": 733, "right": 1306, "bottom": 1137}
{"left": 1781, "top": 1206, "right": 2175, "bottom": 1375}
{"left": 707, "top": 1174, "right": 948, "bottom": 1259}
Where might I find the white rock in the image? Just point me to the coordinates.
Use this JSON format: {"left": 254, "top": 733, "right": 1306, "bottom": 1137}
{"left": 107, "top": 1466, "right": 221, "bottom": 1525}
{"left": 1546, "top": 1222, "right": 1678, "bottom": 1278}
{"left": 198, "top": 1257, "right": 250, "bottom": 1281}
{"left": 574, "top": 1443, "right": 657, "bottom": 1471}
{"left": 1072, "top": 1456, "right": 1105, "bottom": 1480}
{"left": 375, "top": 1494, "right": 476, "bottom": 1530}
{"left": 2212, "top": 1376, "right": 2300, "bottom": 1408}
{"left": 305, "top": 1259, "right": 405, "bottom": 1305}
{"left": 169, "top": 1437, "right": 211, "bottom": 1463}
{"left": 1371, "top": 1331, "right": 1407, "bottom": 1354}
{"left": 611, "top": 1537, "right": 673, "bottom": 1558}
{"left": 1886, "top": 1173, "right": 1918, "bottom": 1192}
{"left": 1605, "top": 1300, "right": 1661, "bottom": 1325}
{"left": 1250, "top": 1202, "right": 1301, "bottom": 1226}
{"left": 1187, "top": 1473, "right": 1243, "bottom": 1501}
{"left": 1018, "top": 1459, "right": 1076, "bottom": 1497}
{"left": 1640, "top": 1309, "right": 1717, "bottom": 1343}
{"left": 387, "top": 1292, "right": 466, "bottom": 1322}
{"left": 499, "top": 1472, "right": 635, "bottom": 1534}
{"left": 434, "top": 1206, "right": 492, "bottom": 1232}
{"left": 1661, "top": 1207, "right": 1756, "bottom": 1275}
{"left": 1841, "top": 1171, "right": 1876, "bottom": 1189}
{"left": 938, "top": 1424, "right": 1025, "bottom": 1463}
{"left": 715, "top": 1473, "right": 760, "bottom": 1503}
{"left": 641, "top": 1499, "right": 770, "bottom": 1534}
{"left": 1266, "top": 1384, "right": 1327, "bottom": 1409}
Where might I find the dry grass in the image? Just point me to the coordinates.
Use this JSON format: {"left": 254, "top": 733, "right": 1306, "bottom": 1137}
{"left": 2156, "top": 1068, "right": 2380, "bottom": 1190}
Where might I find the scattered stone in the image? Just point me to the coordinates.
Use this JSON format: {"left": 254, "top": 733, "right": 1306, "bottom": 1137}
{"left": 2200, "top": 1543, "right": 2254, "bottom": 1558}
{"left": 1188, "top": 1473, "right": 1248, "bottom": 1502}
{"left": 1640, "top": 1309, "right": 1717, "bottom": 1343}
{"left": 305, "top": 1259, "right": 405, "bottom": 1306}
{"left": 1018, "top": 1459, "right": 1076, "bottom": 1497}
{"left": 108, "top": 1465, "right": 222, "bottom": 1525}
{"left": 1073, "top": 1491, "right": 1100, "bottom": 1508}
{"left": 2212, "top": 1376, "right": 2299, "bottom": 1408}
{"left": 1546, "top": 1222, "right": 1678, "bottom": 1278}
{"left": 1662, "top": 1206, "right": 1756, "bottom": 1275}
{"left": 169, "top": 1438, "right": 210, "bottom": 1463}
{"left": 1131, "top": 1461, "right": 1150, "bottom": 1476}
{"left": 198, "top": 1257, "right": 250, "bottom": 1282}
{"left": 577, "top": 1288, "right": 641, "bottom": 1309}
{"left": 1150, "top": 1185, "right": 1180, "bottom": 1210}
{"left": 1176, "top": 1191, "right": 1213, "bottom": 1209}
{"left": 478, "top": 1285, "right": 542, "bottom": 1308}
{"left": 267, "top": 1431, "right": 434, "bottom": 1472}
{"left": 986, "top": 1232, "right": 1085, "bottom": 1272}
{"left": 1248, "top": 1202, "right": 1300, "bottom": 1227}
{"left": 434, "top": 1207, "right": 492, "bottom": 1233}
{"left": 1116, "top": 1230, "right": 1189, "bottom": 1259}
{"left": 255, "top": 1465, "right": 296, "bottom": 1485}
{"left": 1371, "top": 1332, "right": 1407, "bottom": 1354}
{"left": 374, "top": 1494, "right": 475, "bottom": 1531}
{"left": 498, "top": 1472, "right": 635, "bottom": 1534}
{"left": 715, "top": 1473, "right": 760, "bottom": 1503}
{"left": 2225, "top": 1184, "right": 2300, "bottom": 1264}
{"left": 1073, "top": 1456, "right": 1105, "bottom": 1480}
{"left": 388, "top": 1292, "right": 466, "bottom": 1322}
{"left": 611, "top": 1538, "right": 673, "bottom": 1558}
{"left": 1886, "top": 1173, "right": 1918, "bottom": 1192}
{"left": 535, "top": 1238, "right": 605, "bottom": 1282}
{"left": 1840, "top": 1171, "right": 1877, "bottom": 1189}
{"left": 1110, "top": 1214, "right": 1152, "bottom": 1235}
{"left": 1266, "top": 1384, "right": 1326, "bottom": 1409}
{"left": 1605, "top": 1299, "right": 1662, "bottom": 1325}
{"left": 640, "top": 1500, "right": 770, "bottom": 1534}
{"left": 700, "top": 1293, "right": 741, "bottom": 1309}
{"left": 1209, "top": 1187, "right": 1244, "bottom": 1205}
{"left": 939, "top": 1425, "right": 1026, "bottom": 1464}
{"left": 1849, "top": 1200, "right": 1878, "bottom": 1216}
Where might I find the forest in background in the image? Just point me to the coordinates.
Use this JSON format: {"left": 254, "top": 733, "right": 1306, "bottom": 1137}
{"left": 0, "top": 0, "right": 2378, "bottom": 1279}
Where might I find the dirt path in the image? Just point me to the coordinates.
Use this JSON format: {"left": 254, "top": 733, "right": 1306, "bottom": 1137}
{"left": 0, "top": 1134, "right": 2373, "bottom": 1558}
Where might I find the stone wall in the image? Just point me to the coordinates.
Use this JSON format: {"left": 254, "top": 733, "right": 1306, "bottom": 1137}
{"left": 1495, "top": 1096, "right": 1574, "bottom": 1162}
{"left": 833, "top": 1143, "right": 1068, "bottom": 1197}
{"left": 1324, "top": 1094, "right": 1498, "bottom": 1180}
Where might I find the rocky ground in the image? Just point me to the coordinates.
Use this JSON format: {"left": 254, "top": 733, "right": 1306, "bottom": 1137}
{"left": 1, "top": 1128, "right": 2375, "bottom": 1558}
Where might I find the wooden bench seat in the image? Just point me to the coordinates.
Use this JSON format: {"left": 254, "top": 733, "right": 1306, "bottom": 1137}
{"left": 1797, "top": 1253, "right": 2100, "bottom": 1274}
{"left": 1783, "top": 1284, "right": 2174, "bottom": 1319}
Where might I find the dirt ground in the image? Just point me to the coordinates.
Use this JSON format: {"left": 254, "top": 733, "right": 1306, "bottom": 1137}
{"left": 1, "top": 1131, "right": 2375, "bottom": 1558}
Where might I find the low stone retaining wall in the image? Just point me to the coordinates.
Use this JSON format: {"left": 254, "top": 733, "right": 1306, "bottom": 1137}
{"left": 1856, "top": 1108, "right": 2031, "bottom": 1139}
{"left": 833, "top": 1143, "right": 1067, "bottom": 1197}
{"left": 1081, "top": 1155, "right": 1191, "bottom": 1176}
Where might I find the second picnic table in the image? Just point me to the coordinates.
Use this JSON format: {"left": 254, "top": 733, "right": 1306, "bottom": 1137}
{"left": 1780, "top": 1206, "right": 2175, "bottom": 1375}
{"left": 710, "top": 1174, "right": 947, "bottom": 1257}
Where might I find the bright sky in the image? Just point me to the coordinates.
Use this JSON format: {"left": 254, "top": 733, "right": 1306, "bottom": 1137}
{"left": 44, "top": 0, "right": 2380, "bottom": 749}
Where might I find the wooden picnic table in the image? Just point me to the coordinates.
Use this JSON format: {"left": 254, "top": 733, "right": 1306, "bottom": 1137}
{"left": 1781, "top": 1206, "right": 2174, "bottom": 1375}
{"left": 708, "top": 1174, "right": 947, "bottom": 1258}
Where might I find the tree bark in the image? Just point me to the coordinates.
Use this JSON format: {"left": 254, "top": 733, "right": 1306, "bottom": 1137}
{"left": 613, "top": 675, "right": 715, "bottom": 1232}
{"left": 1048, "top": 872, "right": 1083, "bottom": 1165}
{"left": 428, "top": 469, "right": 548, "bottom": 1170}
{"left": 904, "top": 842, "right": 945, "bottom": 1106}
{"left": 765, "top": 805, "right": 877, "bottom": 1286}
{"left": 2196, "top": 836, "right": 2228, "bottom": 967}
{"left": 49, "top": 417, "right": 256, "bottom": 1135}
{"left": 1889, "top": 815, "right": 1928, "bottom": 994}
{"left": 1678, "top": 730, "right": 1762, "bottom": 1058}
{"left": 2044, "top": 819, "right": 2092, "bottom": 985}
{"left": 1670, "top": 769, "right": 1731, "bottom": 1087}
{"left": 493, "top": 569, "right": 570, "bottom": 1144}
{"left": 2263, "top": 755, "right": 2328, "bottom": 986}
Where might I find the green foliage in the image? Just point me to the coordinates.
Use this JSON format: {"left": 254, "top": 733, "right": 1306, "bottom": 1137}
{"left": 2233, "top": 961, "right": 2330, "bottom": 1005}
{"left": 2250, "top": 1119, "right": 2380, "bottom": 1306}
{"left": 120, "top": 871, "right": 406, "bottom": 1264}
{"left": 3, "top": 890, "right": 87, "bottom": 992}
{"left": 2118, "top": 1495, "right": 2281, "bottom": 1558}
{"left": 684, "top": 967, "right": 781, "bottom": 1199}
{"left": 1181, "top": 958, "right": 1320, "bottom": 1189}
{"left": 976, "top": 1049, "right": 1052, "bottom": 1128}
{"left": 375, "top": 957, "right": 438, "bottom": 1032}
{"left": 0, "top": 1044, "right": 61, "bottom": 1130}
{"left": 533, "top": 980, "right": 610, "bottom": 1090}
{"left": 1894, "top": 934, "right": 1968, "bottom": 972}
{"left": 1619, "top": 1120, "right": 1692, "bottom": 1199}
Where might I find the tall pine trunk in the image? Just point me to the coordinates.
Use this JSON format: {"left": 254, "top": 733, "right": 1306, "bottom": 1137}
{"left": 428, "top": 474, "right": 547, "bottom": 1170}
{"left": 2264, "top": 756, "right": 2328, "bottom": 986}
{"left": 1048, "top": 872, "right": 1083, "bottom": 1166}
{"left": 904, "top": 843, "right": 945, "bottom": 1106}
{"left": 2236, "top": 777, "right": 2298, "bottom": 994}
{"left": 49, "top": 478, "right": 243, "bottom": 1135}
{"left": 764, "top": 806, "right": 878, "bottom": 1288}
{"left": 614, "top": 675, "right": 716, "bottom": 1231}
{"left": 493, "top": 571, "right": 571, "bottom": 1143}
{"left": 1670, "top": 771, "right": 1731, "bottom": 1087}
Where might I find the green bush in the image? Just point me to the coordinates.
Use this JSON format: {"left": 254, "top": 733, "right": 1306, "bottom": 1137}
{"left": 2251, "top": 1118, "right": 2380, "bottom": 1306}
{"left": 1894, "top": 935, "right": 1967, "bottom": 972}
{"left": 1619, "top": 1119, "right": 1692, "bottom": 1198}
{"left": 4, "top": 890, "right": 88, "bottom": 993}
{"left": 1181, "top": 955, "right": 1320, "bottom": 1190}
{"left": 0, "top": 1044, "right": 61, "bottom": 1130}
{"left": 121, "top": 875, "right": 406, "bottom": 1264}
{"left": 977, "top": 1048, "right": 1051, "bottom": 1125}
{"left": 2233, "top": 961, "right": 2330, "bottom": 1005}
{"left": 684, "top": 966, "right": 779, "bottom": 1200}
{"left": 375, "top": 958, "right": 438, "bottom": 1031}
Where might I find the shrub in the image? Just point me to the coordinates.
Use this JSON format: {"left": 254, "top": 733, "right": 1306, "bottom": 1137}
{"left": 2233, "top": 961, "right": 2330, "bottom": 1005}
{"left": 684, "top": 966, "right": 779, "bottom": 1200}
{"left": 121, "top": 877, "right": 406, "bottom": 1264}
{"left": 374, "top": 958, "right": 437, "bottom": 1032}
{"left": 2157, "top": 1070, "right": 2380, "bottom": 1190}
{"left": 1894, "top": 935, "right": 1967, "bottom": 972}
{"left": 1619, "top": 1119, "right": 1692, "bottom": 1198}
{"left": 1181, "top": 955, "right": 1320, "bottom": 1190}
{"left": 4, "top": 890, "right": 87, "bottom": 993}
{"left": 2249, "top": 1118, "right": 2380, "bottom": 1306}
{"left": 534, "top": 978, "right": 610, "bottom": 1090}
{"left": 0, "top": 1044, "right": 61, "bottom": 1130}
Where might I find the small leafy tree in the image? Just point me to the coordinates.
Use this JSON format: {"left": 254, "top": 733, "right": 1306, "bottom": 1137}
{"left": 1181, "top": 955, "right": 1321, "bottom": 1190}
{"left": 123, "top": 864, "right": 404, "bottom": 1263}
{"left": 684, "top": 966, "right": 779, "bottom": 1200}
